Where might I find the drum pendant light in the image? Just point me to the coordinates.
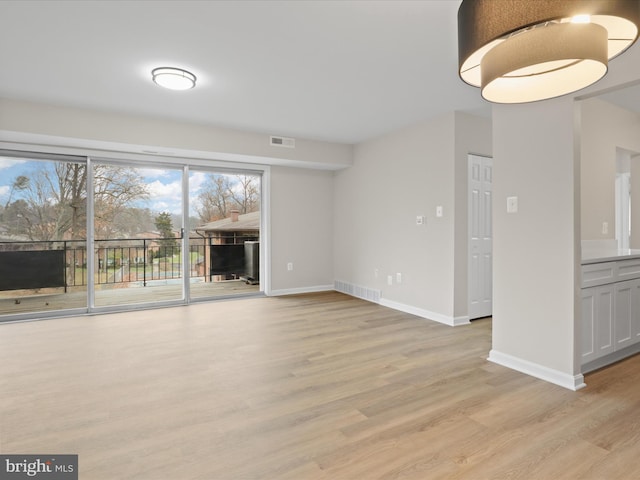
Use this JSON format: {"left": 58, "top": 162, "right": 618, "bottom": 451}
{"left": 458, "top": 0, "right": 640, "bottom": 103}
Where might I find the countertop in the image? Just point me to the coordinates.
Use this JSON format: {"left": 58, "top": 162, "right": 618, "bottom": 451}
{"left": 582, "top": 248, "right": 640, "bottom": 265}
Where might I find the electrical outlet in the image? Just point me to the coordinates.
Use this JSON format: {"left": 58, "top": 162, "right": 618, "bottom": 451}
{"left": 387, "top": 275, "right": 393, "bottom": 285}
{"left": 287, "top": 262, "right": 293, "bottom": 271}
{"left": 396, "top": 273, "right": 402, "bottom": 284}
{"left": 602, "top": 222, "right": 608, "bottom": 234}
{"left": 374, "top": 268, "right": 379, "bottom": 278}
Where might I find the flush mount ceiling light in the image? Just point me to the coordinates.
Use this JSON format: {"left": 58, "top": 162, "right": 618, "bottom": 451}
{"left": 151, "top": 67, "right": 196, "bottom": 90}
{"left": 458, "top": 0, "right": 640, "bottom": 103}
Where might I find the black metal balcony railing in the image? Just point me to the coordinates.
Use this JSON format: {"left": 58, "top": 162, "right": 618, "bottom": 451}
{"left": 0, "top": 234, "right": 258, "bottom": 292}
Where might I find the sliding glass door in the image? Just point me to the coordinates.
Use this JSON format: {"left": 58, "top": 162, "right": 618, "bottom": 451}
{"left": 0, "top": 150, "right": 264, "bottom": 321}
{"left": 0, "top": 151, "right": 88, "bottom": 316}
{"left": 92, "top": 162, "right": 185, "bottom": 308}
{"left": 188, "top": 169, "right": 261, "bottom": 300}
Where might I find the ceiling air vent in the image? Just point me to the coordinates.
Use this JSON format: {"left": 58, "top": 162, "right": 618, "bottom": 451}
{"left": 270, "top": 135, "right": 295, "bottom": 148}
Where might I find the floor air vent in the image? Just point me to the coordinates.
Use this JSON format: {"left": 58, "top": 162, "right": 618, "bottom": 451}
{"left": 334, "top": 280, "right": 381, "bottom": 304}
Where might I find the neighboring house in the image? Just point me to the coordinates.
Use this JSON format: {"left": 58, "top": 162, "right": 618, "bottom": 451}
{"left": 195, "top": 210, "right": 260, "bottom": 244}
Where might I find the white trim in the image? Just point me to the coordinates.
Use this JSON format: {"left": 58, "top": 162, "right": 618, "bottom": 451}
{"left": 267, "top": 285, "right": 334, "bottom": 296}
{"left": 182, "top": 165, "right": 190, "bottom": 301}
{"left": 261, "top": 167, "right": 271, "bottom": 297}
{"left": 379, "top": 298, "right": 470, "bottom": 327}
{"left": 489, "top": 349, "right": 586, "bottom": 391}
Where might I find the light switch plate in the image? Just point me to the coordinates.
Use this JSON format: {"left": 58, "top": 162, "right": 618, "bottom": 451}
{"left": 506, "top": 196, "right": 518, "bottom": 213}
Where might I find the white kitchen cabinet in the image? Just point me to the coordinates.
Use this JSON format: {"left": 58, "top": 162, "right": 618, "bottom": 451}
{"left": 581, "top": 259, "right": 640, "bottom": 368}
{"left": 581, "top": 285, "right": 614, "bottom": 364}
{"left": 632, "top": 280, "right": 640, "bottom": 344}
{"left": 614, "top": 280, "right": 637, "bottom": 351}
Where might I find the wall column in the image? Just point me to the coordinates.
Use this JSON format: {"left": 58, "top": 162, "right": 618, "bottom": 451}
{"left": 490, "top": 98, "right": 584, "bottom": 390}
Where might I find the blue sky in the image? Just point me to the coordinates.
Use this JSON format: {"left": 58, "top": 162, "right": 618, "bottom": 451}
{"left": 0, "top": 157, "right": 208, "bottom": 217}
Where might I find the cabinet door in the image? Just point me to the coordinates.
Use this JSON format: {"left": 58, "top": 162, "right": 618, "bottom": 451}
{"left": 595, "top": 285, "right": 615, "bottom": 358}
{"left": 632, "top": 280, "right": 640, "bottom": 345}
{"left": 581, "top": 287, "right": 598, "bottom": 364}
{"left": 614, "top": 280, "right": 635, "bottom": 350}
{"left": 582, "top": 285, "right": 615, "bottom": 363}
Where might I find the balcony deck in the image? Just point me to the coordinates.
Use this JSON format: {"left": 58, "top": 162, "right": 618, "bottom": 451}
{"left": 0, "top": 280, "right": 260, "bottom": 317}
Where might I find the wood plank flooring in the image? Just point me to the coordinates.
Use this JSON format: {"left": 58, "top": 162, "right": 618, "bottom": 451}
{"left": 1, "top": 291, "right": 640, "bottom": 479}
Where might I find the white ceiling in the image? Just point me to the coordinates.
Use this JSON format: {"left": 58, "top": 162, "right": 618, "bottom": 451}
{"left": 0, "top": 1, "right": 637, "bottom": 145}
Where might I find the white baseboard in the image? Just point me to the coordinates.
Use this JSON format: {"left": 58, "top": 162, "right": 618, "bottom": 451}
{"left": 489, "top": 349, "right": 586, "bottom": 391}
{"left": 267, "top": 284, "right": 334, "bottom": 297}
{"left": 379, "top": 298, "right": 470, "bottom": 327}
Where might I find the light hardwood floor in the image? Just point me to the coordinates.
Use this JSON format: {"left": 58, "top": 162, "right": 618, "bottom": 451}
{"left": 1, "top": 291, "right": 639, "bottom": 479}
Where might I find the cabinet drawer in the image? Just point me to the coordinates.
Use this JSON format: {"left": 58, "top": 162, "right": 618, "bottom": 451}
{"left": 617, "top": 259, "right": 640, "bottom": 281}
{"left": 582, "top": 262, "right": 616, "bottom": 288}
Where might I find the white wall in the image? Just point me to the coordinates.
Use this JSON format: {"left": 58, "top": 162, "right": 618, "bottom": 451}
{"left": 333, "top": 111, "right": 491, "bottom": 325}
{"left": 580, "top": 98, "right": 640, "bottom": 242}
{"left": 269, "top": 166, "right": 334, "bottom": 294}
{"left": 0, "top": 98, "right": 353, "bottom": 170}
{"left": 491, "top": 98, "right": 583, "bottom": 390}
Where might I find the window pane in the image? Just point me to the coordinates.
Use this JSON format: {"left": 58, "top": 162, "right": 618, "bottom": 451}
{"left": 0, "top": 155, "right": 88, "bottom": 317}
{"left": 189, "top": 170, "right": 261, "bottom": 299}
{"left": 93, "top": 164, "right": 184, "bottom": 307}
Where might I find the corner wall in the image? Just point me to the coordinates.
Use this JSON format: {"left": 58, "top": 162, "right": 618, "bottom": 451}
{"left": 334, "top": 111, "right": 491, "bottom": 325}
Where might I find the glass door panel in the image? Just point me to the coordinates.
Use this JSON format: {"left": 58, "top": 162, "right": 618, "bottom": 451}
{"left": 188, "top": 170, "right": 261, "bottom": 299}
{"left": 0, "top": 153, "right": 87, "bottom": 317}
{"left": 92, "top": 163, "right": 184, "bottom": 307}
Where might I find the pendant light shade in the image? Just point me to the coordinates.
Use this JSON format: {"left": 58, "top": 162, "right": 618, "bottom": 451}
{"left": 458, "top": 0, "right": 640, "bottom": 103}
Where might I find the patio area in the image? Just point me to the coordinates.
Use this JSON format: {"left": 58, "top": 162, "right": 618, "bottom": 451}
{"left": 0, "top": 234, "right": 261, "bottom": 319}
{"left": 0, "top": 280, "right": 260, "bottom": 317}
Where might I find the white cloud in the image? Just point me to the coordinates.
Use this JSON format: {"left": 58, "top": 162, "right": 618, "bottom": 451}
{"left": 0, "top": 157, "right": 26, "bottom": 171}
{"left": 146, "top": 179, "right": 182, "bottom": 214}
{"left": 0, "top": 185, "right": 9, "bottom": 200}
{"left": 147, "top": 179, "right": 182, "bottom": 198}
{"left": 189, "top": 171, "right": 207, "bottom": 193}
{"left": 138, "top": 167, "right": 171, "bottom": 179}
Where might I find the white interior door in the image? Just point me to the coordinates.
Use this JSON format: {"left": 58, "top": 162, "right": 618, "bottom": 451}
{"left": 469, "top": 154, "right": 493, "bottom": 319}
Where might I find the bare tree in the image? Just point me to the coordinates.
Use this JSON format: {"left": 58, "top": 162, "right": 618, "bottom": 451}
{"left": 229, "top": 174, "right": 260, "bottom": 214}
{"left": 54, "top": 163, "right": 87, "bottom": 238}
{"left": 196, "top": 174, "right": 232, "bottom": 222}
{"left": 93, "top": 165, "right": 149, "bottom": 238}
{"left": 7, "top": 162, "right": 149, "bottom": 241}
{"left": 196, "top": 174, "right": 260, "bottom": 223}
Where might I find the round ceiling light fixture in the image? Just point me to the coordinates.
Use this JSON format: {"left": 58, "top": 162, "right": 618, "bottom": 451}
{"left": 151, "top": 67, "right": 197, "bottom": 90}
{"left": 458, "top": 0, "right": 640, "bottom": 103}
